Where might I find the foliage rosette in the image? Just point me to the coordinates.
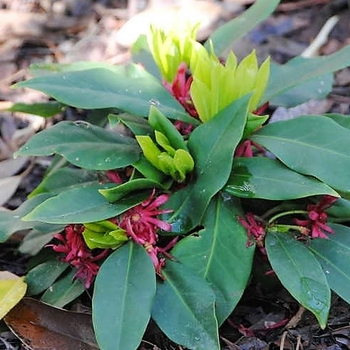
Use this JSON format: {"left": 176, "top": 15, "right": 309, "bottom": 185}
{"left": 2, "top": 0, "right": 350, "bottom": 349}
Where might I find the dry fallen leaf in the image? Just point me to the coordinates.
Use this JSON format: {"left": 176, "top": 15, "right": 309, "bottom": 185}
{"left": 0, "top": 175, "right": 23, "bottom": 206}
{"left": 4, "top": 297, "right": 99, "bottom": 350}
{"left": 0, "top": 157, "right": 28, "bottom": 178}
{"left": 0, "top": 271, "right": 27, "bottom": 320}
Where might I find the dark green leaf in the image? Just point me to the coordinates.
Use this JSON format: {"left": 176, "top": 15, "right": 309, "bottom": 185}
{"left": 40, "top": 269, "right": 86, "bottom": 308}
{"left": 15, "top": 121, "right": 140, "bottom": 170}
{"left": 148, "top": 106, "right": 188, "bottom": 150}
{"left": 207, "top": 0, "right": 280, "bottom": 56}
{"left": 99, "top": 179, "right": 164, "bottom": 202}
{"left": 7, "top": 101, "right": 65, "bottom": 117}
{"left": 266, "top": 232, "right": 330, "bottom": 328}
{"left": 22, "top": 185, "right": 148, "bottom": 224}
{"left": 308, "top": 224, "right": 350, "bottom": 305}
{"left": 268, "top": 72, "right": 333, "bottom": 108}
{"left": 93, "top": 243, "right": 156, "bottom": 350}
{"left": 14, "top": 67, "right": 197, "bottom": 124}
{"left": 109, "top": 113, "right": 153, "bottom": 136}
{"left": 30, "top": 168, "right": 99, "bottom": 197}
{"left": 25, "top": 260, "right": 69, "bottom": 295}
{"left": 164, "top": 95, "right": 249, "bottom": 233}
{"left": 19, "top": 225, "right": 64, "bottom": 255}
{"left": 263, "top": 47, "right": 350, "bottom": 104}
{"left": 172, "top": 193, "right": 254, "bottom": 324}
{"left": 251, "top": 116, "right": 350, "bottom": 193}
{"left": 326, "top": 198, "right": 350, "bottom": 219}
{"left": 152, "top": 260, "right": 220, "bottom": 350}
{"left": 225, "top": 157, "right": 339, "bottom": 200}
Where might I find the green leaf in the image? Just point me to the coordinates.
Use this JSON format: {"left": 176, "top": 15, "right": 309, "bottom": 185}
{"left": 326, "top": 198, "right": 350, "bottom": 219}
{"left": 152, "top": 260, "right": 220, "bottom": 350}
{"left": 7, "top": 101, "right": 66, "bottom": 117}
{"left": 14, "top": 67, "right": 197, "bottom": 124}
{"left": 308, "top": 224, "right": 350, "bottom": 305}
{"left": 22, "top": 185, "right": 148, "bottom": 224}
{"left": 99, "top": 179, "right": 164, "bottom": 202}
{"left": 262, "top": 46, "right": 350, "bottom": 104}
{"left": 266, "top": 232, "right": 330, "bottom": 328}
{"left": 171, "top": 193, "right": 254, "bottom": 324}
{"left": 40, "top": 269, "right": 86, "bottom": 308}
{"left": 15, "top": 121, "right": 140, "bottom": 170}
{"left": 164, "top": 95, "right": 249, "bottom": 233}
{"left": 25, "top": 260, "right": 69, "bottom": 295}
{"left": 269, "top": 72, "right": 333, "bottom": 108}
{"left": 93, "top": 243, "right": 156, "bottom": 350}
{"left": 148, "top": 106, "right": 188, "bottom": 150}
{"left": 225, "top": 157, "right": 339, "bottom": 200}
{"left": 207, "top": 0, "right": 280, "bottom": 56}
{"left": 324, "top": 113, "right": 350, "bottom": 130}
{"left": 30, "top": 167, "right": 99, "bottom": 197}
{"left": 251, "top": 116, "right": 350, "bottom": 193}
{"left": 109, "top": 113, "right": 153, "bottom": 136}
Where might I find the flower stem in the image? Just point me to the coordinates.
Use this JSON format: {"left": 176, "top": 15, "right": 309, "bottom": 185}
{"left": 267, "top": 210, "right": 307, "bottom": 225}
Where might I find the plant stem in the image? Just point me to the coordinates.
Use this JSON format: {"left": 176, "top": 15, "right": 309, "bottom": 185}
{"left": 267, "top": 210, "right": 307, "bottom": 225}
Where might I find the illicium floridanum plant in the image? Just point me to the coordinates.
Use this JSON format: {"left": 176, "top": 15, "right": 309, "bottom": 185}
{"left": 2, "top": 1, "right": 350, "bottom": 349}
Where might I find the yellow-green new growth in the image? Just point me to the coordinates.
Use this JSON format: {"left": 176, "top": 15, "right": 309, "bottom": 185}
{"left": 136, "top": 132, "right": 194, "bottom": 183}
{"left": 190, "top": 50, "right": 270, "bottom": 122}
{"left": 147, "top": 23, "right": 206, "bottom": 82}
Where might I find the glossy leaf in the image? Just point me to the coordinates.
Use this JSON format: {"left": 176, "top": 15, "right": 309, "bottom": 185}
{"left": 268, "top": 71, "right": 333, "bottom": 108}
{"left": 251, "top": 116, "right": 350, "bottom": 193}
{"left": 93, "top": 243, "right": 156, "bottom": 350}
{"left": 165, "top": 95, "right": 249, "bottom": 233}
{"left": 262, "top": 46, "right": 350, "bottom": 105}
{"left": 0, "top": 272, "right": 27, "bottom": 320}
{"left": 225, "top": 157, "right": 339, "bottom": 200}
{"left": 40, "top": 270, "right": 86, "bottom": 308}
{"left": 99, "top": 178, "right": 164, "bottom": 202}
{"left": 7, "top": 101, "right": 65, "bottom": 117}
{"left": 25, "top": 260, "right": 69, "bottom": 296}
{"left": 324, "top": 113, "right": 350, "bottom": 130}
{"left": 266, "top": 232, "right": 330, "bottom": 328}
{"left": 15, "top": 121, "right": 140, "bottom": 170}
{"left": 152, "top": 260, "right": 220, "bottom": 350}
{"left": 172, "top": 193, "right": 254, "bottom": 324}
{"left": 14, "top": 67, "right": 196, "bottom": 124}
{"left": 30, "top": 167, "right": 98, "bottom": 197}
{"left": 207, "top": 0, "right": 280, "bottom": 56}
{"left": 308, "top": 224, "right": 350, "bottom": 305}
{"left": 4, "top": 298, "right": 98, "bottom": 349}
{"left": 109, "top": 113, "right": 153, "bottom": 136}
{"left": 22, "top": 185, "right": 148, "bottom": 224}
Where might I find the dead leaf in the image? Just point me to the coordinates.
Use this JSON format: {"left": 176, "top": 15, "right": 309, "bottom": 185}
{"left": 0, "top": 175, "right": 23, "bottom": 206}
{"left": 0, "top": 157, "right": 28, "bottom": 178}
{"left": 0, "top": 271, "right": 27, "bottom": 320}
{"left": 4, "top": 298, "right": 99, "bottom": 350}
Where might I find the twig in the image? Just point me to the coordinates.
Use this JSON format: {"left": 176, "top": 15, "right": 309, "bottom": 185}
{"left": 285, "top": 305, "right": 306, "bottom": 329}
{"left": 301, "top": 15, "right": 339, "bottom": 58}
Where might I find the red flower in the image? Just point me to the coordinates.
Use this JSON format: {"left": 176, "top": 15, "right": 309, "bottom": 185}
{"left": 295, "top": 195, "right": 337, "bottom": 239}
{"left": 48, "top": 225, "right": 109, "bottom": 288}
{"left": 238, "top": 213, "right": 266, "bottom": 254}
{"left": 119, "top": 190, "right": 174, "bottom": 276}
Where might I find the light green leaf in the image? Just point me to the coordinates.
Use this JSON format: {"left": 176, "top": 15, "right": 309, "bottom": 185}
{"left": 164, "top": 95, "right": 249, "bottom": 233}
{"left": 7, "top": 101, "right": 66, "bottom": 117}
{"left": 93, "top": 243, "right": 156, "bottom": 350}
{"left": 15, "top": 121, "right": 140, "bottom": 171}
{"left": 251, "top": 116, "right": 350, "bottom": 193}
{"left": 207, "top": 0, "right": 280, "bottom": 56}
{"left": 308, "top": 224, "right": 350, "bottom": 305}
{"left": 172, "top": 194, "right": 254, "bottom": 324}
{"left": 22, "top": 185, "right": 148, "bottom": 224}
{"left": 152, "top": 260, "right": 220, "bottom": 350}
{"left": 225, "top": 157, "right": 339, "bottom": 199}
{"left": 266, "top": 232, "right": 330, "bottom": 328}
